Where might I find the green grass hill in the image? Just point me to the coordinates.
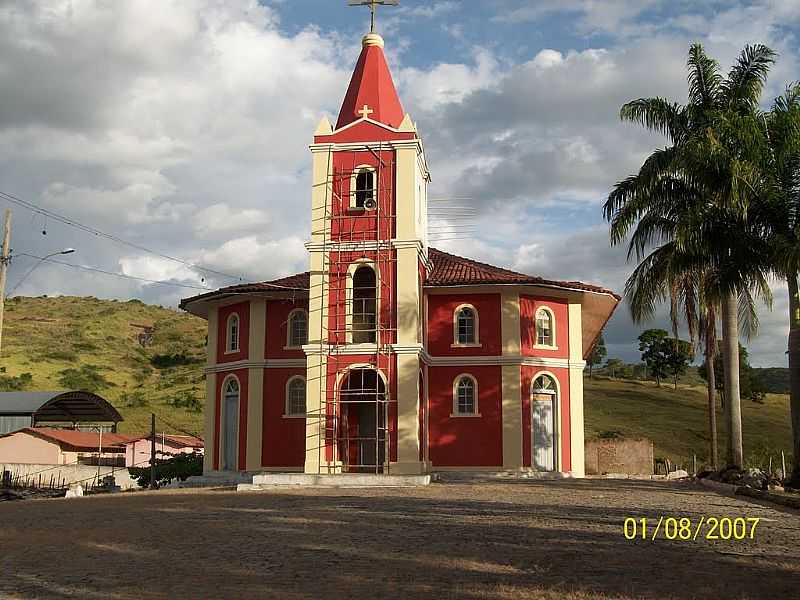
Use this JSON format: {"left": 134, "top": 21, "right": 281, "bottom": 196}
{"left": 0, "top": 296, "right": 793, "bottom": 468}
{"left": 0, "top": 295, "right": 207, "bottom": 435}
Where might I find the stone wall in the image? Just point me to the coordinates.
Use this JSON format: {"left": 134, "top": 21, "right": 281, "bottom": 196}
{"left": 0, "top": 463, "right": 138, "bottom": 490}
{"left": 584, "top": 438, "right": 654, "bottom": 476}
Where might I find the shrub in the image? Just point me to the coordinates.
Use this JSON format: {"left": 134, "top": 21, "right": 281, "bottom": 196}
{"left": 121, "top": 390, "right": 148, "bottom": 408}
{"left": 129, "top": 451, "right": 203, "bottom": 488}
{"left": 44, "top": 349, "right": 79, "bottom": 361}
{"left": 0, "top": 372, "right": 33, "bottom": 391}
{"left": 170, "top": 390, "right": 202, "bottom": 413}
{"left": 150, "top": 353, "right": 199, "bottom": 369}
{"left": 57, "top": 364, "right": 115, "bottom": 392}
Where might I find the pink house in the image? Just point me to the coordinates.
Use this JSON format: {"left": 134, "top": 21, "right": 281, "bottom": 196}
{"left": 124, "top": 434, "right": 204, "bottom": 468}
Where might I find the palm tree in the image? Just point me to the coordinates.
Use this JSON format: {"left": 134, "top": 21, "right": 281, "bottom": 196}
{"left": 604, "top": 43, "right": 775, "bottom": 469}
{"left": 758, "top": 84, "right": 800, "bottom": 483}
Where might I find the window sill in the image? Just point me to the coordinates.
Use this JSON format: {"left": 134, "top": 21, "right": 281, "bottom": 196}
{"left": 223, "top": 349, "right": 240, "bottom": 355}
{"left": 450, "top": 413, "right": 482, "bottom": 418}
{"left": 283, "top": 346, "right": 304, "bottom": 351}
{"left": 282, "top": 414, "right": 306, "bottom": 419}
{"left": 451, "top": 343, "right": 482, "bottom": 348}
{"left": 346, "top": 207, "right": 375, "bottom": 215}
{"left": 532, "top": 345, "right": 559, "bottom": 351}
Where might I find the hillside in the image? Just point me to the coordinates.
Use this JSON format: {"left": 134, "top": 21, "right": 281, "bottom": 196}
{"left": 0, "top": 296, "right": 794, "bottom": 469}
{"left": 0, "top": 296, "right": 207, "bottom": 435}
{"left": 584, "top": 376, "right": 793, "bottom": 468}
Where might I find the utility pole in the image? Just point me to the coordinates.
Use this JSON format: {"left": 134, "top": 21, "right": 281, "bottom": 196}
{"left": 150, "top": 413, "right": 157, "bottom": 490}
{"left": 0, "top": 209, "right": 11, "bottom": 357}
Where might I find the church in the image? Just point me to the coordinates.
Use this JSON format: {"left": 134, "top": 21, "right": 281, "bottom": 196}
{"left": 180, "top": 29, "right": 619, "bottom": 478}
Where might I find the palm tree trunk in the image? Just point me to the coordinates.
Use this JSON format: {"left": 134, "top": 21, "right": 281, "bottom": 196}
{"left": 721, "top": 291, "right": 743, "bottom": 469}
{"left": 787, "top": 273, "right": 800, "bottom": 484}
{"left": 705, "top": 335, "right": 718, "bottom": 470}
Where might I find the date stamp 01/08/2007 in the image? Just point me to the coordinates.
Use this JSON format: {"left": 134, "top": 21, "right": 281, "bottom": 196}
{"left": 623, "top": 517, "right": 761, "bottom": 541}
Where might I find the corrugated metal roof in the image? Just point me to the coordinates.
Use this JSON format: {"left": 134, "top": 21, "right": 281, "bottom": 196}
{"left": 0, "top": 392, "right": 68, "bottom": 415}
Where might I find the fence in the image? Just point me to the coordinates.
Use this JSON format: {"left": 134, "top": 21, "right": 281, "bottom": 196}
{"left": 0, "top": 463, "right": 137, "bottom": 491}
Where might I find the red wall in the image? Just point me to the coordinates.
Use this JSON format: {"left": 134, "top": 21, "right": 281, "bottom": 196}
{"left": 216, "top": 302, "right": 250, "bottom": 364}
{"left": 519, "top": 296, "right": 569, "bottom": 358}
{"left": 262, "top": 369, "right": 306, "bottom": 468}
{"left": 427, "top": 294, "right": 502, "bottom": 356}
{"left": 265, "top": 299, "right": 308, "bottom": 359}
{"left": 213, "top": 368, "right": 249, "bottom": 471}
{"left": 520, "top": 366, "right": 571, "bottom": 471}
{"left": 427, "top": 365, "right": 502, "bottom": 467}
{"left": 315, "top": 120, "right": 416, "bottom": 145}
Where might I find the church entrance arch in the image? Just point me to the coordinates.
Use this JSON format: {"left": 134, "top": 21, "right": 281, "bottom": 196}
{"left": 338, "top": 368, "right": 387, "bottom": 473}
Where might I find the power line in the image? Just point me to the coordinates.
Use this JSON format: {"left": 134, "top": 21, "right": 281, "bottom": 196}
{"left": 0, "top": 189, "right": 243, "bottom": 282}
{"left": 15, "top": 252, "right": 210, "bottom": 291}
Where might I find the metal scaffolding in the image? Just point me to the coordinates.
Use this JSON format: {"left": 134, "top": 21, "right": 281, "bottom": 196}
{"left": 308, "top": 141, "right": 397, "bottom": 474}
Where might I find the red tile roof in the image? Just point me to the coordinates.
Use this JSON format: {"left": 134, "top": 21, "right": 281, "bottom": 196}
{"left": 181, "top": 248, "right": 618, "bottom": 309}
{"left": 5, "top": 428, "right": 139, "bottom": 452}
{"left": 427, "top": 248, "right": 620, "bottom": 298}
{"left": 127, "top": 434, "right": 204, "bottom": 448}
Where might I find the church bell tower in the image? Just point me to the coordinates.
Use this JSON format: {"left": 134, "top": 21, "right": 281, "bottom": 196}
{"left": 303, "top": 30, "right": 430, "bottom": 475}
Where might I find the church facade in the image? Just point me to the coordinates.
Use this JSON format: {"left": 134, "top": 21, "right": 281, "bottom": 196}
{"left": 181, "top": 32, "right": 619, "bottom": 477}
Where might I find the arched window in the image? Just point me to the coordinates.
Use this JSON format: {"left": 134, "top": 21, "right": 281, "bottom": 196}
{"left": 453, "top": 375, "right": 478, "bottom": 416}
{"left": 353, "top": 167, "right": 375, "bottom": 209}
{"left": 535, "top": 307, "right": 555, "bottom": 347}
{"left": 352, "top": 265, "right": 377, "bottom": 344}
{"left": 222, "top": 377, "right": 240, "bottom": 470}
{"left": 453, "top": 304, "right": 478, "bottom": 345}
{"left": 287, "top": 309, "right": 308, "bottom": 348}
{"left": 226, "top": 313, "right": 240, "bottom": 353}
{"left": 285, "top": 376, "right": 306, "bottom": 416}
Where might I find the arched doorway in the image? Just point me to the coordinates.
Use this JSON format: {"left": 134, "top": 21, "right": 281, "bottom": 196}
{"left": 338, "top": 368, "right": 387, "bottom": 473}
{"left": 221, "top": 377, "right": 240, "bottom": 471}
{"left": 531, "top": 374, "right": 558, "bottom": 472}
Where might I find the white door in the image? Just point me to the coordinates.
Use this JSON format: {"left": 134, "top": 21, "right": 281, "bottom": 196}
{"left": 223, "top": 396, "right": 239, "bottom": 470}
{"left": 532, "top": 399, "right": 555, "bottom": 471}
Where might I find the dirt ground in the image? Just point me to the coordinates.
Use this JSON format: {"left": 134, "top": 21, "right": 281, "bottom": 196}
{"left": 1, "top": 479, "right": 798, "bottom": 599}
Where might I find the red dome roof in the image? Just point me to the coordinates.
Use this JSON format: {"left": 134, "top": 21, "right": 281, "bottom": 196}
{"left": 336, "top": 34, "right": 405, "bottom": 130}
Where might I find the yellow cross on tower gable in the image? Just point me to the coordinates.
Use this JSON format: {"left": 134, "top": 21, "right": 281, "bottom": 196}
{"left": 358, "top": 104, "right": 374, "bottom": 119}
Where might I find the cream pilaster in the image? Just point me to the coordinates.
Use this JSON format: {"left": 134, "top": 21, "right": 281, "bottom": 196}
{"left": 310, "top": 145, "right": 333, "bottom": 244}
{"left": 501, "top": 293, "right": 522, "bottom": 469}
{"left": 203, "top": 306, "right": 219, "bottom": 473}
{"left": 246, "top": 300, "right": 266, "bottom": 471}
{"left": 394, "top": 353, "right": 422, "bottom": 473}
{"left": 303, "top": 350, "right": 327, "bottom": 473}
{"left": 568, "top": 302, "right": 586, "bottom": 477}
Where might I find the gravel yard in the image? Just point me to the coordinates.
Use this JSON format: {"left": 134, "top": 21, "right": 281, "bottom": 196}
{"left": 1, "top": 479, "right": 798, "bottom": 599}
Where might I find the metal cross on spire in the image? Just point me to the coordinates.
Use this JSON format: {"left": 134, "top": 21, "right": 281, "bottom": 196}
{"left": 348, "top": 0, "right": 399, "bottom": 33}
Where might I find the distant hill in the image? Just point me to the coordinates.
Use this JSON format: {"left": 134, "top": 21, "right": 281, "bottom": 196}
{"left": 0, "top": 296, "right": 206, "bottom": 435}
{"left": 753, "top": 368, "right": 790, "bottom": 394}
{"left": 584, "top": 376, "right": 792, "bottom": 467}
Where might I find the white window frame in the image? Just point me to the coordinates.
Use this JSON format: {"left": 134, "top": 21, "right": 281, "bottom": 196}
{"left": 451, "top": 374, "right": 480, "bottom": 417}
{"left": 451, "top": 303, "right": 481, "bottom": 348}
{"left": 533, "top": 306, "right": 558, "bottom": 350}
{"left": 284, "top": 376, "right": 307, "bottom": 418}
{"left": 285, "top": 309, "right": 309, "bottom": 349}
{"left": 350, "top": 165, "right": 376, "bottom": 210}
{"left": 346, "top": 260, "right": 380, "bottom": 346}
{"left": 225, "top": 313, "right": 240, "bottom": 353}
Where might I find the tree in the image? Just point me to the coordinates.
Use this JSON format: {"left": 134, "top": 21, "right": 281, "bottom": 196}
{"left": 667, "top": 338, "right": 694, "bottom": 389}
{"left": 756, "top": 85, "right": 800, "bottom": 483}
{"left": 638, "top": 329, "right": 671, "bottom": 386}
{"left": 586, "top": 334, "right": 607, "bottom": 378}
{"left": 604, "top": 44, "right": 776, "bottom": 469}
{"left": 605, "top": 358, "right": 624, "bottom": 379}
{"left": 700, "top": 343, "right": 768, "bottom": 405}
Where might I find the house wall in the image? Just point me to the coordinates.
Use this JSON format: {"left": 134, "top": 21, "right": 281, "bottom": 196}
{"left": 427, "top": 294, "right": 502, "bottom": 356}
{"left": 216, "top": 302, "right": 250, "bottom": 364}
{"left": 427, "top": 365, "right": 502, "bottom": 467}
{"left": 0, "top": 432, "right": 61, "bottom": 464}
{"left": 0, "top": 463, "right": 138, "bottom": 490}
{"left": 262, "top": 368, "right": 306, "bottom": 469}
{"left": 125, "top": 439, "right": 203, "bottom": 469}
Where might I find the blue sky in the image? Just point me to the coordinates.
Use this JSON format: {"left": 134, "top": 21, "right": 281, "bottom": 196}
{"left": 0, "top": 0, "right": 798, "bottom": 366}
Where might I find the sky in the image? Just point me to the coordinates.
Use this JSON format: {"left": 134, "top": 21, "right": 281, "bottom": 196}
{"left": 1, "top": 0, "right": 798, "bottom": 366}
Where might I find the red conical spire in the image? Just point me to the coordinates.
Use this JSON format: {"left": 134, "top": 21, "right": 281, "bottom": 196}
{"left": 336, "top": 33, "right": 405, "bottom": 130}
